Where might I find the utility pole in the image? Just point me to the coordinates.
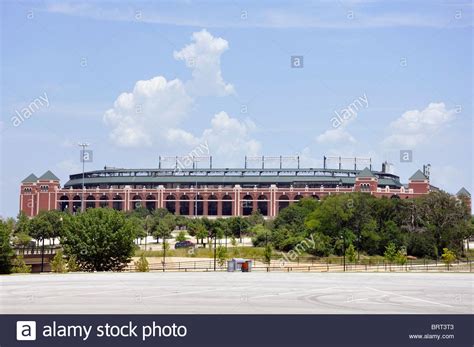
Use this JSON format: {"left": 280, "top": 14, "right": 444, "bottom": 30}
{"left": 162, "top": 228, "right": 167, "bottom": 272}
{"left": 195, "top": 180, "right": 198, "bottom": 217}
{"left": 78, "top": 142, "right": 90, "bottom": 213}
{"left": 213, "top": 232, "right": 217, "bottom": 271}
{"left": 40, "top": 237, "right": 45, "bottom": 273}
{"left": 342, "top": 233, "right": 346, "bottom": 272}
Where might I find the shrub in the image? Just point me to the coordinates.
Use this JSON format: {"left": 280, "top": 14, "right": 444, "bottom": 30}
{"left": 134, "top": 254, "right": 149, "bottom": 272}
{"left": 216, "top": 246, "right": 228, "bottom": 267}
{"left": 11, "top": 256, "right": 31, "bottom": 274}
{"left": 441, "top": 248, "right": 456, "bottom": 270}
{"left": 50, "top": 250, "right": 67, "bottom": 273}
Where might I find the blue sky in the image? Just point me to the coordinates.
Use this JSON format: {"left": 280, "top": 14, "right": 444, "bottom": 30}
{"left": 1, "top": 0, "right": 472, "bottom": 217}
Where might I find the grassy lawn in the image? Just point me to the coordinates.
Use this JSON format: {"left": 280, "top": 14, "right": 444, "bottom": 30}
{"left": 136, "top": 246, "right": 387, "bottom": 264}
{"left": 135, "top": 246, "right": 270, "bottom": 259}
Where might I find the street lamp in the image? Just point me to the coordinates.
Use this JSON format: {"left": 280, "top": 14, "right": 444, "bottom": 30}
{"left": 78, "top": 142, "right": 90, "bottom": 213}
{"left": 195, "top": 181, "right": 198, "bottom": 217}
{"left": 144, "top": 215, "right": 150, "bottom": 251}
{"left": 162, "top": 228, "right": 167, "bottom": 272}
{"left": 341, "top": 233, "right": 346, "bottom": 272}
{"left": 213, "top": 230, "right": 217, "bottom": 271}
{"left": 40, "top": 235, "right": 45, "bottom": 273}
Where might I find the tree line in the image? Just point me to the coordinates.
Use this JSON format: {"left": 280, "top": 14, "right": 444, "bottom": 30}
{"left": 0, "top": 191, "right": 472, "bottom": 274}
{"left": 252, "top": 191, "right": 473, "bottom": 260}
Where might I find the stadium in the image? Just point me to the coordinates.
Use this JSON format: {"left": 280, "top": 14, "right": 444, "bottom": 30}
{"left": 19, "top": 156, "right": 471, "bottom": 218}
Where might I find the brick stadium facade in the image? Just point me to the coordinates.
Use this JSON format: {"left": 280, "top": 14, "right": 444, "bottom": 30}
{"left": 19, "top": 165, "right": 471, "bottom": 218}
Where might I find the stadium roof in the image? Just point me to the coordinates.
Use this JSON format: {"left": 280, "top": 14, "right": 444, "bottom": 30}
{"left": 457, "top": 187, "right": 471, "bottom": 197}
{"left": 63, "top": 167, "right": 402, "bottom": 188}
{"left": 409, "top": 170, "right": 428, "bottom": 181}
{"left": 38, "top": 170, "right": 60, "bottom": 181}
{"left": 356, "top": 167, "right": 375, "bottom": 178}
{"left": 22, "top": 173, "right": 38, "bottom": 183}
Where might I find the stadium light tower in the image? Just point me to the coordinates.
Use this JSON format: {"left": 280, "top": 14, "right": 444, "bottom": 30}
{"left": 78, "top": 142, "right": 90, "bottom": 212}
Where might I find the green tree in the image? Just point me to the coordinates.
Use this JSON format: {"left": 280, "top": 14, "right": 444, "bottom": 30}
{"left": 29, "top": 214, "right": 54, "bottom": 244}
{"left": 60, "top": 208, "right": 136, "bottom": 271}
{"left": 152, "top": 214, "right": 176, "bottom": 265}
{"left": 395, "top": 247, "right": 407, "bottom": 266}
{"left": 195, "top": 224, "right": 208, "bottom": 247}
{"left": 15, "top": 212, "right": 31, "bottom": 236}
{"left": 441, "top": 248, "right": 456, "bottom": 270}
{"left": 216, "top": 245, "right": 228, "bottom": 267}
{"left": 0, "top": 221, "right": 14, "bottom": 274}
{"left": 346, "top": 243, "right": 357, "bottom": 264}
{"left": 247, "top": 210, "right": 265, "bottom": 227}
{"left": 128, "top": 216, "right": 147, "bottom": 241}
{"left": 384, "top": 242, "right": 397, "bottom": 270}
{"left": 227, "top": 216, "right": 250, "bottom": 240}
{"left": 152, "top": 214, "right": 176, "bottom": 243}
{"left": 263, "top": 243, "right": 273, "bottom": 265}
{"left": 50, "top": 250, "right": 67, "bottom": 273}
{"left": 12, "top": 232, "right": 32, "bottom": 254}
{"left": 306, "top": 194, "right": 355, "bottom": 255}
{"left": 175, "top": 231, "right": 187, "bottom": 242}
{"left": 134, "top": 254, "right": 149, "bottom": 272}
{"left": 67, "top": 255, "right": 79, "bottom": 272}
{"left": 11, "top": 255, "right": 31, "bottom": 273}
{"left": 251, "top": 224, "right": 272, "bottom": 247}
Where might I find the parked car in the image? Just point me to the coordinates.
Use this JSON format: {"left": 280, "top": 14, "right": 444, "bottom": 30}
{"left": 175, "top": 241, "right": 195, "bottom": 249}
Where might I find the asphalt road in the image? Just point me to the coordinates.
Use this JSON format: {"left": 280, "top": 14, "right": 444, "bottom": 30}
{"left": 0, "top": 272, "right": 472, "bottom": 314}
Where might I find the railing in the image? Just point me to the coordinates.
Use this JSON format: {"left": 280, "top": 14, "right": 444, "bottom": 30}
{"left": 125, "top": 258, "right": 473, "bottom": 273}
{"left": 14, "top": 245, "right": 61, "bottom": 256}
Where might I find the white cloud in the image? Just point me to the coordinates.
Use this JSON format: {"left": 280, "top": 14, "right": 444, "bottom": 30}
{"left": 166, "top": 111, "right": 261, "bottom": 158}
{"left": 173, "top": 29, "right": 234, "bottom": 96}
{"left": 103, "top": 76, "right": 193, "bottom": 147}
{"left": 103, "top": 30, "right": 239, "bottom": 148}
{"left": 383, "top": 102, "right": 457, "bottom": 147}
{"left": 316, "top": 127, "right": 356, "bottom": 144}
{"left": 42, "top": 2, "right": 472, "bottom": 29}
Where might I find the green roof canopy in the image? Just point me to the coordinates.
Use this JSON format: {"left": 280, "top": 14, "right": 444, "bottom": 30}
{"left": 456, "top": 187, "right": 470, "bottom": 197}
{"left": 409, "top": 170, "right": 428, "bottom": 181}
{"left": 38, "top": 170, "right": 60, "bottom": 181}
{"left": 22, "top": 173, "right": 38, "bottom": 183}
{"left": 356, "top": 167, "right": 375, "bottom": 178}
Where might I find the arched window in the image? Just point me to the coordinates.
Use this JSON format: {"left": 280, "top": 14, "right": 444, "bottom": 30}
{"left": 391, "top": 195, "right": 401, "bottom": 199}
{"left": 278, "top": 195, "right": 289, "bottom": 212}
{"left": 146, "top": 195, "right": 156, "bottom": 211}
{"left": 113, "top": 195, "right": 123, "bottom": 211}
{"left": 86, "top": 195, "right": 96, "bottom": 209}
{"left": 72, "top": 195, "right": 81, "bottom": 213}
{"left": 165, "top": 195, "right": 176, "bottom": 214}
{"left": 192, "top": 195, "right": 204, "bottom": 215}
{"left": 132, "top": 195, "right": 142, "bottom": 210}
{"left": 294, "top": 194, "right": 303, "bottom": 202}
{"left": 257, "top": 195, "right": 268, "bottom": 216}
{"left": 99, "top": 195, "right": 108, "bottom": 208}
{"left": 207, "top": 195, "right": 217, "bottom": 216}
{"left": 179, "top": 195, "right": 189, "bottom": 215}
{"left": 312, "top": 194, "right": 320, "bottom": 200}
{"left": 242, "top": 194, "right": 253, "bottom": 216}
{"left": 222, "top": 195, "right": 233, "bottom": 216}
{"left": 59, "top": 196, "right": 69, "bottom": 211}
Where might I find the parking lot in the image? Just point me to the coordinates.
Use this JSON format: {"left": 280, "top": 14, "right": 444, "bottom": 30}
{"left": 1, "top": 272, "right": 472, "bottom": 314}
